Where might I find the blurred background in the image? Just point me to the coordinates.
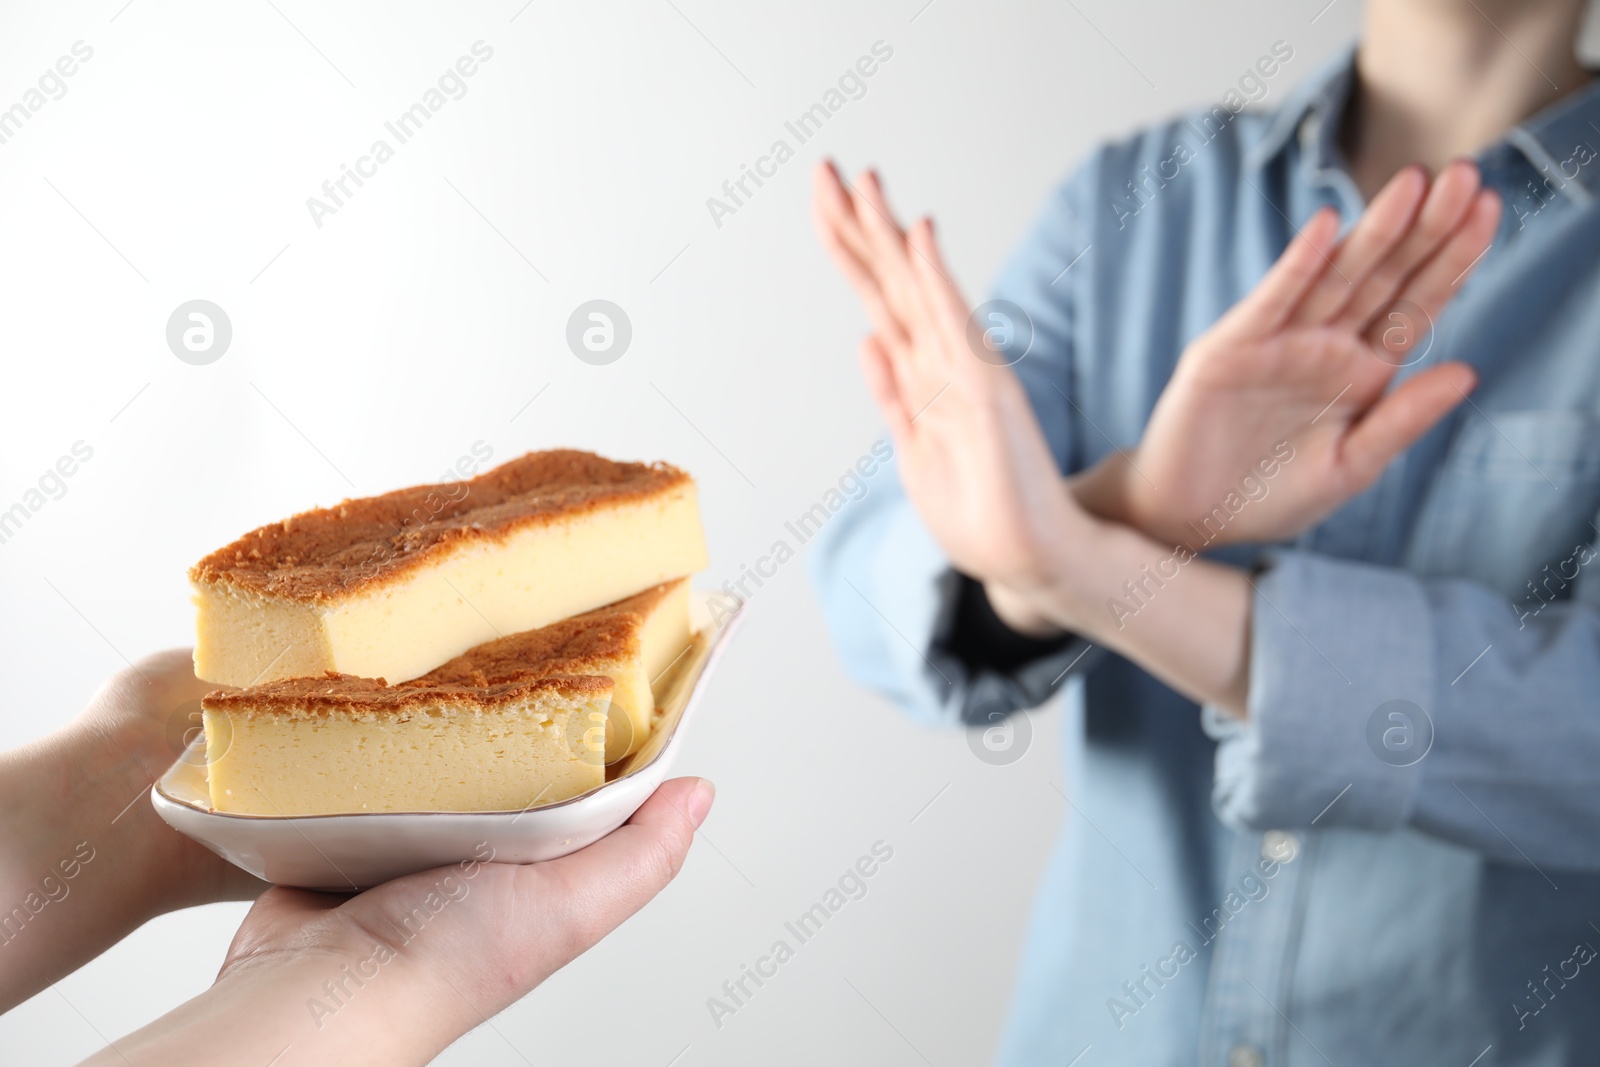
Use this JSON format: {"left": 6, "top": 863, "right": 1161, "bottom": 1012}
{"left": 6, "top": 0, "right": 1571, "bottom": 1063}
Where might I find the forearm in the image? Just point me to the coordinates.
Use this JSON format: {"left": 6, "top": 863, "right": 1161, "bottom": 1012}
{"left": 79, "top": 952, "right": 460, "bottom": 1067}
{"left": 987, "top": 519, "right": 1253, "bottom": 716}
{"left": 0, "top": 721, "right": 154, "bottom": 1007}
{"left": 0, "top": 715, "right": 243, "bottom": 1010}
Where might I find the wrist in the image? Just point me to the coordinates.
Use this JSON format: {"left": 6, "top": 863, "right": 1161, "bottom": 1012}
{"left": 5, "top": 711, "right": 226, "bottom": 917}
{"left": 982, "top": 511, "right": 1130, "bottom": 639}
{"left": 0, "top": 724, "right": 161, "bottom": 1010}
{"left": 981, "top": 580, "right": 1068, "bottom": 638}
{"left": 70, "top": 715, "right": 200, "bottom": 914}
{"left": 0, "top": 719, "right": 154, "bottom": 895}
{"left": 1067, "top": 451, "right": 1136, "bottom": 526}
{"left": 982, "top": 495, "right": 1255, "bottom": 716}
{"left": 82, "top": 675, "right": 260, "bottom": 913}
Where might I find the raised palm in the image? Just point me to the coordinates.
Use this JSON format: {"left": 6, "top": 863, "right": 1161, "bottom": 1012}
{"left": 810, "top": 163, "right": 1083, "bottom": 592}
{"left": 1079, "top": 162, "right": 1501, "bottom": 546}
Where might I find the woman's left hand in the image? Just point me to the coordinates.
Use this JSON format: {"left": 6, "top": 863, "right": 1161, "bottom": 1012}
{"left": 80, "top": 776, "right": 714, "bottom": 1066}
{"left": 1074, "top": 161, "right": 1500, "bottom": 547}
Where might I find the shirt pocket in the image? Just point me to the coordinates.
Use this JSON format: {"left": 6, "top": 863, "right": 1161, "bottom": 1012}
{"left": 1408, "top": 410, "right": 1600, "bottom": 599}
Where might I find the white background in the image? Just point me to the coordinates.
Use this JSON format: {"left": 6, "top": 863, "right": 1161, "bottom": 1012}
{"left": 0, "top": 0, "right": 1491, "bottom": 1063}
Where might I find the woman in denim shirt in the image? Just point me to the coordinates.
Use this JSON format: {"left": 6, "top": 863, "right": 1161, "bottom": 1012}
{"left": 809, "top": 0, "right": 1600, "bottom": 1063}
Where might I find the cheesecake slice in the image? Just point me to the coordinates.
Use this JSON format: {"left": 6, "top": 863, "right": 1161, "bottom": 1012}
{"left": 203, "top": 673, "right": 613, "bottom": 816}
{"left": 190, "top": 450, "right": 708, "bottom": 688}
{"left": 421, "top": 578, "right": 692, "bottom": 762}
{"left": 201, "top": 580, "right": 695, "bottom": 815}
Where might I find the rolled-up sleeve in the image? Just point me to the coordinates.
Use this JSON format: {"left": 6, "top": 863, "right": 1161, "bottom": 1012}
{"left": 808, "top": 471, "right": 959, "bottom": 726}
{"left": 808, "top": 459, "right": 1100, "bottom": 728}
{"left": 1210, "top": 549, "right": 1600, "bottom": 870}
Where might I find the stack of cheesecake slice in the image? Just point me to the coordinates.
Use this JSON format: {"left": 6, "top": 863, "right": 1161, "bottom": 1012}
{"left": 187, "top": 450, "right": 709, "bottom": 816}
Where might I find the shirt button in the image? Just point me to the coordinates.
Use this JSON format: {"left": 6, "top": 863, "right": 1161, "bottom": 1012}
{"left": 1261, "top": 830, "right": 1299, "bottom": 863}
{"left": 1228, "top": 1045, "right": 1265, "bottom": 1067}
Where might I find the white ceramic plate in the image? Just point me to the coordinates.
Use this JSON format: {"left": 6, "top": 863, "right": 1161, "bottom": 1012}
{"left": 151, "top": 597, "right": 742, "bottom": 890}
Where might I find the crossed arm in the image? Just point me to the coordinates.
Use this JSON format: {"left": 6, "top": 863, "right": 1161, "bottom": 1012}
{"left": 810, "top": 158, "right": 1499, "bottom": 717}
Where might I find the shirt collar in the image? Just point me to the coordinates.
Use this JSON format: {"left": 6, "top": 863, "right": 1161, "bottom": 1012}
{"left": 1243, "top": 44, "right": 1357, "bottom": 174}
{"left": 1246, "top": 44, "right": 1600, "bottom": 205}
{"left": 1504, "top": 73, "right": 1600, "bottom": 204}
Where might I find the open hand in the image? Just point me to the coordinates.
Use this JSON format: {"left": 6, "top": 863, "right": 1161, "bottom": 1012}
{"left": 1074, "top": 161, "right": 1501, "bottom": 547}
{"left": 81, "top": 777, "right": 713, "bottom": 1066}
{"left": 811, "top": 161, "right": 1092, "bottom": 630}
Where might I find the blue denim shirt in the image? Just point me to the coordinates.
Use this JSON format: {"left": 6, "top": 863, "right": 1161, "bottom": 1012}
{"left": 810, "top": 48, "right": 1600, "bottom": 1067}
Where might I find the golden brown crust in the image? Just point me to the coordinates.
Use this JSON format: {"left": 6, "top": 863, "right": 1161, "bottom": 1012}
{"left": 204, "top": 670, "right": 612, "bottom": 714}
{"left": 189, "top": 450, "right": 692, "bottom": 602}
{"left": 202, "top": 590, "right": 662, "bottom": 716}
{"left": 420, "top": 606, "right": 639, "bottom": 688}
